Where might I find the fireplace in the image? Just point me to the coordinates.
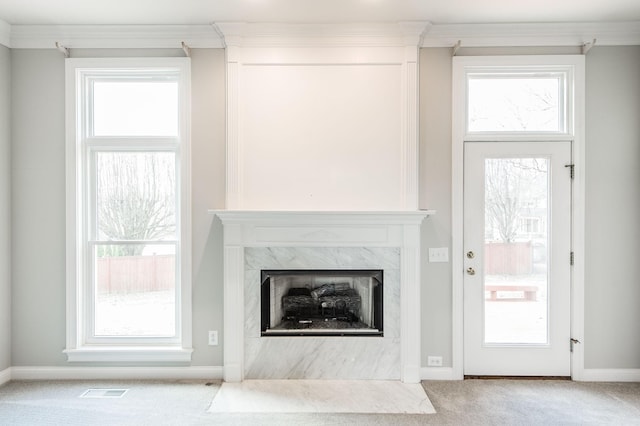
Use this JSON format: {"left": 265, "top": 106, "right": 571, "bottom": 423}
{"left": 261, "top": 269, "right": 383, "bottom": 336}
{"left": 213, "top": 210, "right": 432, "bottom": 382}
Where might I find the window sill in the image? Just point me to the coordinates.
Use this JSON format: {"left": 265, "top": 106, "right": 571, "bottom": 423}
{"left": 64, "top": 347, "right": 193, "bottom": 363}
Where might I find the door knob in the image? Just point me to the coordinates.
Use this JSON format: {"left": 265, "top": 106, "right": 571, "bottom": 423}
{"left": 466, "top": 267, "right": 476, "bottom": 275}
{"left": 466, "top": 251, "right": 475, "bottom": 259}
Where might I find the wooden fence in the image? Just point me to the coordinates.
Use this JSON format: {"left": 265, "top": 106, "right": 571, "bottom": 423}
{"left": 484, "top": 242, "right": 533, "bottom": 275}
{"left": 96, "top": 255, "right": 175, "bottom": 294}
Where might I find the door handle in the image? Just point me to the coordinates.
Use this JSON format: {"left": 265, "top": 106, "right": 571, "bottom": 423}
{"left": 466, "top": 267, "right": 476, "bottom": 275}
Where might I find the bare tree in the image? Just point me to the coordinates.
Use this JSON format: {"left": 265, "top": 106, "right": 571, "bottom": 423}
{"left": 485, "top": 158, "right": 547, "bottom": 243}
{"left": 469, "top": 79, "right": 558, "bottom": 131}
{"left": 96, "top": 152, "right": 175, "bottom": 256}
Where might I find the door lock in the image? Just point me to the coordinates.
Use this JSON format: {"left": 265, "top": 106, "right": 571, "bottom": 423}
{"left": 466, "top": 251, "right": 475, "bottom": 259}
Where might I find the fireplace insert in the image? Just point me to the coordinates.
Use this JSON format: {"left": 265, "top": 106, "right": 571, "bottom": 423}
{"left": 261, "top": 269, "right": 383, "bottom": 336}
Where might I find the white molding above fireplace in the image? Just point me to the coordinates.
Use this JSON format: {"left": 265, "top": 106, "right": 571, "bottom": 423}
{"left": 212, "top": 210, "right": 433, "bottom": 383}
{"left": 219, "top": 25, "right": 423, "bottom": 211}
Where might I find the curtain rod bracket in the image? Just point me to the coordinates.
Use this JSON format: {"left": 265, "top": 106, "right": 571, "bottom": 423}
{"left": 181, "top": 42, "right": 191, "bottom": 57}
{"left": 582, "top": 38, "right": 596, "bottom": 55}
{"left": 452, "top": 40, "right": 462, "bottom": 56}
{"left": 55, "top": 42, "right": 70, "bottom": 58}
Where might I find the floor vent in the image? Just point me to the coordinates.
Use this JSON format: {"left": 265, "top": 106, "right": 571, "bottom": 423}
{"left": 80, "top": 389, "right": 129, "bottom": 398}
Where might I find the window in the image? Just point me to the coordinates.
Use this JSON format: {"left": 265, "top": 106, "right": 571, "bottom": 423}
{"left": 65, "top": 58, "right": 192, "bottom": 362}
{"left": 467, "top": 73, "right": 565, "bottom": 133}
{"left": 462, "top": 61, "right": 575, "bottom": 138}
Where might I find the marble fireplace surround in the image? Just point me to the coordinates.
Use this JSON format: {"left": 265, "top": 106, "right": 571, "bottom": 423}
{"left": 213, "top": 210, "right": 433, "bottom": 383}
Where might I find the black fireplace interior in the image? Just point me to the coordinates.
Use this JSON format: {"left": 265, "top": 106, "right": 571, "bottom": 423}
{"left": 261, "top": 269, "right": 383, "bottom": 336}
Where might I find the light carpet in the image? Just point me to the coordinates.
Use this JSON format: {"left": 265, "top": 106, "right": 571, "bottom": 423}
{"left": 208, "top": 379, "right": 436, "bottom": 414}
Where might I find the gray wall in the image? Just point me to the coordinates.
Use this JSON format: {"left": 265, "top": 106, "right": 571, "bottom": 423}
{"left": 419, "top": 48, "right": 453, "bottom": 367}
{"left": 11, "top": 49, "right": 68, "bottom": 365}
{"left": 0, "top": 45, "right": 11, "bottom": 371}
{"left": 584, "top": 46, "right": 640, "bottom": 368}
{"left": 188, "top": 49, "right": 226, "bottom": 366}
{"left": 10, "top": 48, "right": 227, "bottom": 366}
{"left": 419, "top": 46, "right": 640, "bottom": 370}
{"left": 8, "top": 45, "right": 640, "bottom": 371}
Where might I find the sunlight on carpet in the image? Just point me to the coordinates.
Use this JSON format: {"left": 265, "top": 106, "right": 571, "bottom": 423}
{"left": 208, "top": 380, "right": 436, "bottom": 414}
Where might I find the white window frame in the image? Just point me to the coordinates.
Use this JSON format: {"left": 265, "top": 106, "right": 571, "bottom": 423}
{"left": 451, "top": 55, "right": 585, "bottom": 380}
{"left": 64, "top": 58, "right": 192, "bottom": 362}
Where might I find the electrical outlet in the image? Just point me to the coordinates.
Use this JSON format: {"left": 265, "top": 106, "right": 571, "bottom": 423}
{"left": 208, "top": 330, "right": 218, "bottom": 346}
{"left": 428, "top": 247, "right": 449, "bottom": 263}
{"left": 427, "top": 356, "right": 443, "bottom": 367}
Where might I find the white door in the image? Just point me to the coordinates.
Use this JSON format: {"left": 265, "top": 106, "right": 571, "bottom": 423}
{"left": 463, "top": 141, "right": 572, "bottom": 376}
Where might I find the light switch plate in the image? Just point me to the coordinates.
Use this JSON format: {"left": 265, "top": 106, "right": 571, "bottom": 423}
{"left": 428, "top": 247, "right": 449, "bottom": 263}
{"left": 427, "top": 356, "right": 443, "bottom": 367}
{"left": 208, "top": 330, "right": 218, "bottom": 346}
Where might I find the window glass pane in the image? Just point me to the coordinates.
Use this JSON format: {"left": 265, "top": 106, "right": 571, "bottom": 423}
{"left": 94, "top": 244, "right": 176, "bottom": 337}
{"left": 95, "top": 152, "right": 176, "bottom": 241}
{"left": 93, "top": 80, "right": 178, "bottom": 136}
{"left": 468, "top": 75, "right": 562, "bottom": 132}
{"left": 483, "top": 158, "right": 549, "bottom": 344}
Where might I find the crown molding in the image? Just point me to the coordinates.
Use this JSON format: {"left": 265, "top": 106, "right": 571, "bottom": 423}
{"left": 213, "top": 22, "right": 432, "bottom": 47}
{"left": 2, "top": 21, "right": 640, "bottom": 50}
{"left": 0, "top": 19, "right": 10, "bottom": 48}
{"left": 9, "top": 24, "right": 224, "bottom": 49}
{"left": 421, "top": 21, "right": 640, "bottom": 47}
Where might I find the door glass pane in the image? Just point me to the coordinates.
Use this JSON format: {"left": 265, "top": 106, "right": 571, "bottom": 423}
{"left": 94, "top": 244, "right": 176, "bottom": 337}
{"left": 484, "top": 157, "right": 549, "bottom": 344}
{"left": 95, "top": 151, "right": 176, "bottom": 241}
{"left": 468, "top": 75, "right": 563, "bottom": 132}
{"left": 93, "top": 80, "right": 179, "bottom": 136}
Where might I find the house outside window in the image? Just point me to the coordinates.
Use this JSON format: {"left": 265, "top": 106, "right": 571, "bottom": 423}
{"left": 64, "top": 58, "right": 192, "bottom": 362}
{"left": 519, "top": 217, "right": 542, "bottom": 235}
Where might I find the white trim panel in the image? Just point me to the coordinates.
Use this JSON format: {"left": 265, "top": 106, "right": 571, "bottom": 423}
{"left": 0, "top": 19, "right": 10, "bottom": 48}
{"left": 221, "top": 43, "right": 422, "bottom": 211}
{"left": 10, "top": 366, "right": 222, "bottom": 381}
{"left": 569, "top": 56, "right": 587, "bottom": 383}
{"left": 421, "top": 367, "right": 457, "bottom": 381}
{"left": 63, "top": 347, "right": 193, "bottom": 363}
{"left": 580, "top": 369, "right": 640, "bottom": 382}
{"left": 0, "top": 367, "right": 11, "bottom": 386}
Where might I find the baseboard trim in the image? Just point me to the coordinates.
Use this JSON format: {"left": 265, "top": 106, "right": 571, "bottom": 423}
{"left": 0, "top": 367, "right": 11, "bottom": 386}
{"left": 579, "top": 368, "right": 640, "bottom": 382}
{"left": 421, "top": 367, "right": 457, "bottom": 381}
{"left": 9, "top": 366, "right": 223, "bottom": 381}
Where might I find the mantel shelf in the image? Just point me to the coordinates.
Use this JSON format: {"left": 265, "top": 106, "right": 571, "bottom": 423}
{"left": 209, "top": 209, "right": 435, "bottom": 226}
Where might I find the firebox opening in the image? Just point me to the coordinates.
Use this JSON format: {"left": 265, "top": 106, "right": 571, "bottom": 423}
{"left": 261, "top": 269, "right": 383, "bottom": 337}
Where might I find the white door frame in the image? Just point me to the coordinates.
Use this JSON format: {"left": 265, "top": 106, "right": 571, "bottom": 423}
{"left": 451, "top": 55, "right": 586, "bottom": 380}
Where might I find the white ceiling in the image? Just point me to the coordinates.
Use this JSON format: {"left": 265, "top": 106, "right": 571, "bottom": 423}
{"left": 1, "top": 0, "right": 640, "bottom": 26}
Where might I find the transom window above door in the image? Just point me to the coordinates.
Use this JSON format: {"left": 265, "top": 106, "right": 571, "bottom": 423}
{"left": 467, "top": 72, "right": 566, "bottom": 133}
{"left": 458, "top": 60, "right": 578, "bottom": 140}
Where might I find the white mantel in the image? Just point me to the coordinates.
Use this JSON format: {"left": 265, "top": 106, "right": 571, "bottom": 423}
{"left": 212, "top": 210, "right": 433, "bottom": 383}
